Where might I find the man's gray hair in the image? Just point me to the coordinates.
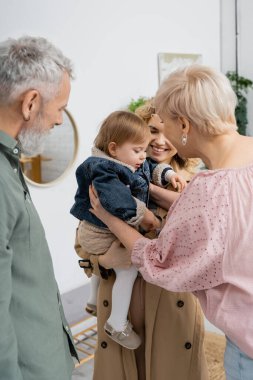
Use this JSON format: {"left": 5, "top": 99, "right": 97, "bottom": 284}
{"left": 0, "top": 36, "right": 73, "bottom": 105}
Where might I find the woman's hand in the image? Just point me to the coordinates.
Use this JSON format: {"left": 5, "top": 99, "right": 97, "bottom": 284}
{"left": 89, "top": 184, "right": 111, "bottom": 224}
{"left": 98, "top": 240, "right": 132, "bottom": 269}
{"left": 89, "top": 184, "right": 143, "bottom": 253}
{"left": 140, "top": 208, "right": 161, "bottom": 232}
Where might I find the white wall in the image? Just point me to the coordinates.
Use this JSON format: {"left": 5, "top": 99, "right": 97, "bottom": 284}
{"left": 0, "top": 0, "right": 221, "bottom": 293}
{"left": 221, "top": 0, "right": 253, "bottom": 135}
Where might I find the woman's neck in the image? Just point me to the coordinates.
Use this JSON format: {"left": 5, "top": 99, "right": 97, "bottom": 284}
{"left": 195, "top": 131, "right": 253, "bottom": 170}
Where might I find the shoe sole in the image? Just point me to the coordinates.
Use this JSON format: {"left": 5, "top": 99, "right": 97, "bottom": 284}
{"left": 85, "top": 306, "right": 97, "bottom": 317}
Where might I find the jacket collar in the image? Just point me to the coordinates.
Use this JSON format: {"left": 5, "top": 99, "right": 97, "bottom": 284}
{"left": 92, "top": 146, "right": 136, "bottom": 172}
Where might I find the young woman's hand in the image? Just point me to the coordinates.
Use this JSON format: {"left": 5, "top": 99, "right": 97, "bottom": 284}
{"left": 140, "top": 208, "right": 161, "bottom": 232}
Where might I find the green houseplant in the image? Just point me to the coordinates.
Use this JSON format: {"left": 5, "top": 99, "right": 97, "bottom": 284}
{"left": 226, "top": 71, "right": 253, "bottom": 135}
{"left": 128, "top": 96, "right": 147, "bottom": 113}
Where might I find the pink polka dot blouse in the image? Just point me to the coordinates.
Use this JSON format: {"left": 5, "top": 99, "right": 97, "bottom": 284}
{"left": 132, "top": 163, "right": 253, "bottom": 358}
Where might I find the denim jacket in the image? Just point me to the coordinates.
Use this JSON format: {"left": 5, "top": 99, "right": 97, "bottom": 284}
{"left": 70, "top": 147, "right": 173, "bottom": 228}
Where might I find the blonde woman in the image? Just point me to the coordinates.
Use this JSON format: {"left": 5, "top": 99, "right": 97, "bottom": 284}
{"left": 90, "top": 65, "right": 253, "bottom": 380}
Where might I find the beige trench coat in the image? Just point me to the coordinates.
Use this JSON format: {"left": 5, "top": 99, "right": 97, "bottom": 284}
{"left": 75, "top": 236, "right": 209, "bottom": 380}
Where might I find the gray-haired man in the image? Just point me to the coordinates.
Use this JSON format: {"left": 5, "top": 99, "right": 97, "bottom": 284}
{"left": 0, "top": 36, "right": 77, "bottom": 380}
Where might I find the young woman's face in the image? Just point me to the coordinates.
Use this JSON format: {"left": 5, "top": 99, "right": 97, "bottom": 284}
{"left": 147, "top": 114, "right": 177, "bottom": 164}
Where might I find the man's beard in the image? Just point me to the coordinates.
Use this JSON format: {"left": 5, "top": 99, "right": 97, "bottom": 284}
{"left": 18, "top": 112, "right": 50, "bottom": 156}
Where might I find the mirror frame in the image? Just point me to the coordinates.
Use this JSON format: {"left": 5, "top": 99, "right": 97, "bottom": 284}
{"left": 23, "top": 109, "right": 79, "bottom": 187}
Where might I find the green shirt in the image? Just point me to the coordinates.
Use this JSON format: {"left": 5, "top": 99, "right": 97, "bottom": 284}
{"left": 0, "top": 131, "right": 77, "bottom": 380}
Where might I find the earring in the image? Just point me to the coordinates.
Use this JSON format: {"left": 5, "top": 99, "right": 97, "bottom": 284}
{"left": 23, "top": 114, "right": 30, "bottom": 122}
{"left": 181, "top": 134, "right": 187, "bottom": 146}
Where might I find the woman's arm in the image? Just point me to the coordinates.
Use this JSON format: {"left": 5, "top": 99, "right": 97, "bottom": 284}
{"left": 90, "top": 172, "right": 228, "bottom": 294}
{"left": 89, "top": 185, "right": 142, "bottom": 252}
{"left": 139, "top": 207, "right": 161, "bottom": 231}
{"left": 92, "top": 162, "right": 144, "bottom": 224}
{"left": 149, "top": 183, "right": 179, "bottom": 210}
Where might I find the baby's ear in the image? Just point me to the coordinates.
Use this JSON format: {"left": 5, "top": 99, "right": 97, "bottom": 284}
{"left": 108, "top": 142, "right": 117, "bottom": 157}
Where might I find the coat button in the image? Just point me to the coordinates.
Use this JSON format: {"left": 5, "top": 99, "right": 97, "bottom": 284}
{"left": 101, "top": 341, "right": 107, "bottom": 349}
{"left": 103, "top": 300, "right": 109, "bottom": 307}
{"left": 185, "top": 342, "right": 192, "bottom": 350}
{"left": 177, "top": 300, "right": 184, "bottom": 308}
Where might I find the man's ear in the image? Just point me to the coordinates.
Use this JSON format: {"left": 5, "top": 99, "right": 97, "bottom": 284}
{"left": 108, "top": 142, "right": 117, "bottom": 157}
{"left": 178, "top": 116, "right": 191, "bottom": 134}
{"left": 21, "top": 90, "right": 41, "bottom": 122}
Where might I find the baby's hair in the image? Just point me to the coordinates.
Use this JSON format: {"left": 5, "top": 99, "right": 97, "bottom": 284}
{"left": 94, "top": 110, "right": 151, "bottom": 155}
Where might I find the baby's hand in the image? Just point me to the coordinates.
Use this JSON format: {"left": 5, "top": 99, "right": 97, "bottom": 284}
{"left": 170, "top": 174, "right": 187, "bottom": 193}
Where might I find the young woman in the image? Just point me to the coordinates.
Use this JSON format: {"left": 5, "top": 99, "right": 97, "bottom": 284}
{"left": 71, "top": 110, "right": 184, "bottom": 350}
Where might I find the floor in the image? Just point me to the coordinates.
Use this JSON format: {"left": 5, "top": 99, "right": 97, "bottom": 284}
{"left": 72, "top": 360, "right": 94, "bottom": 380}
{"left": 61, "top": 284, "right": 95, "bottom": 380}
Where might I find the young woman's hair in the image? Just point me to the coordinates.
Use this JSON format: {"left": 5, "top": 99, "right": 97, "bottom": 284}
{"left": 0, "top": 36, "right": 73, "bottom": 105}
{"left": 135, "top": 99, "right": 156, "bottom": 124}
{"left": 155, "top": 64, "right": 238, "bottom": 135}
{"left": 94, "top": 111, "right": 151, "bottom": 155}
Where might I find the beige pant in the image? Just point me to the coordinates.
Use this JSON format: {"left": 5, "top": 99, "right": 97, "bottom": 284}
{"left": 78, "top": 220, "right": 116, "bottom": 255}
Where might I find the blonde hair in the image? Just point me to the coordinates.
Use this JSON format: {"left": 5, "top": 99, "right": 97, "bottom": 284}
{"left": 135, "top": 99, "right": 155, "bottom": 124}
{"left": 155, "top": 64, "right": 238, "bottom": 136}
{"left": 94, "top": 111, "right": 151, "bottom": 155}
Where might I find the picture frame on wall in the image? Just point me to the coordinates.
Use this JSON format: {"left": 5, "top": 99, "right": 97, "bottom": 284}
{"left": 157, "top": 52, "right": 202, "bottom": 85}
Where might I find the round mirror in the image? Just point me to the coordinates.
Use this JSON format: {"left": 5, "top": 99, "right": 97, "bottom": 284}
{"left": 20, "top": 109, "right": 78, "bottom": 186}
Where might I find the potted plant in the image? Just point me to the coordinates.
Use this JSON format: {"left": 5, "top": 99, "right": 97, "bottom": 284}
{"left": 226, "top": 71, "right": 253, "bottom": 135}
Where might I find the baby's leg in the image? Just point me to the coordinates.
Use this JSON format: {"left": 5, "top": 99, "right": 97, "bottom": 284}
{"left": 87, "top": 274, "right": 100, "bottom": 305}
{"left": 107, "top": 265, "right": 138, "bottom": 331}
{"left": 85, "top": 274, "right": 100, "bottom": 316}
